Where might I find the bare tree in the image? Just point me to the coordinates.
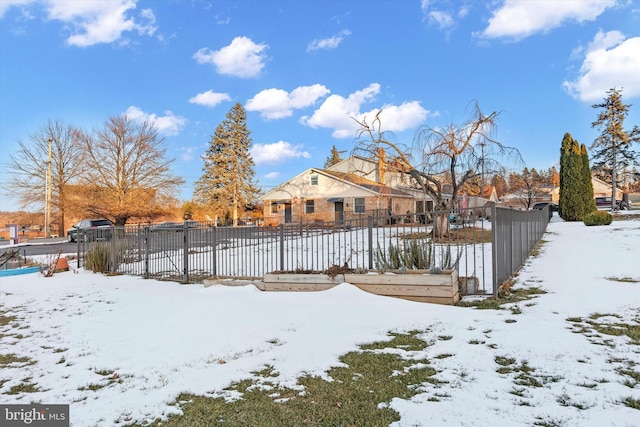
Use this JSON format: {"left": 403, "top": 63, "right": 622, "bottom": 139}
{"left": 354, "top": 102, "right": 521, "bottom": 209}
{"left": 75, "top": 115, "right": 184, "bottom": 226}
{"left": 508, "top": 167, "right": 546, "bottom": 209}
{"left": 7, "top": 120, "right": 87, "bottom": 235}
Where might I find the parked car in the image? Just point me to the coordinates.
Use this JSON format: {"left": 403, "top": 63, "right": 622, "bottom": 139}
{"left": 67, "top": 219, "right": 114, "bottom": 242}
{"left": 532, "top": 202, "right": 558, "bottom": 212}
{"left": 595, "top": 197, "right": 626, "bottom": 210}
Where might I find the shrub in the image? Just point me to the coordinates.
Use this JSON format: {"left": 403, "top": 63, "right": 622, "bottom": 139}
{"left": 583, "top": 210, "right": 612, "bottom": 226}
{"left": 85, "top": 242, "right": 124, "bottom": 273}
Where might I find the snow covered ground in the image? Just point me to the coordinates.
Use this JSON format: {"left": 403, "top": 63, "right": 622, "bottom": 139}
{"left": 1, "top": 215, "right": 639, "bottom": 426}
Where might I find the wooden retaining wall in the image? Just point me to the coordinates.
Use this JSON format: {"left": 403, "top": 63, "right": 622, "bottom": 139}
{"left": 257, "top": 270, "right": 460, "bottom": 305}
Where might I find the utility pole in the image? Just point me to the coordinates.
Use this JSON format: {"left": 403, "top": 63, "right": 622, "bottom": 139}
{"left": 45, "top": 137, "right": 52, "bottom": 238}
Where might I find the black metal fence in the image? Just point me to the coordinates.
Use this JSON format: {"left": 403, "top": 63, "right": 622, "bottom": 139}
{"left": 76, "top": 203, "right": 550, "bottom": 296}
{"left": 491, "top": 204, "right": 551, "bottom": 296}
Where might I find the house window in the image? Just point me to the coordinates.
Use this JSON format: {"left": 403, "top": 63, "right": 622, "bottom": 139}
{"left": 354, "top": 198, "right": 365, "bottom": 213}
{"left": 271, "top": 202, "right": 278, "bottom": 214}
{"left": 310, "top": 175, "right": 318, "bottom": 185}
{"left": 305, "top": 200, "right": 315, "bottom": 214}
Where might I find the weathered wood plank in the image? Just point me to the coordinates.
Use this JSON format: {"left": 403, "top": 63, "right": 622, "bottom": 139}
{"left": 344, "top": 271, "right": 458, "bottom": 288}
{"left": 263, "top": 273, "right": 345, "bottom": 284}
{"left": 262, "top": 282, "right": 337, "bottom": 292}
{"left": 352, "top": 284, "right": 456, "bottom": 298}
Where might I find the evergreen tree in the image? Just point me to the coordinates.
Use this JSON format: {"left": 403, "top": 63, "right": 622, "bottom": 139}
{"left": 590, "top": 87, "right": 640, "bottom": 210}
{"left": 324, "top": 145, "right": 343, "bottom": 168}
{"left": 193, "top": 103, "right": 260, "bottom": 226}
{"left": 559, "top": 133, "right": 584, "bottom": 221}
{"left": 580, "top": 144, "right": 596, "bottom": 216}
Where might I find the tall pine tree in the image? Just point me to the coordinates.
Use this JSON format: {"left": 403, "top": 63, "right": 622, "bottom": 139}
{"left": 580, "top": 144, "right": 596, "bottom": 216}
{"left": 559, "top": 133, "right": 585, "bottom": 221}
{"left": 193, "top": 103, "right": 260, "bottom": 226}
{"left": 591, "top": 87, "right": 640, "bottom": 210}
{"left": 323, "top": 145, "right": 343, "bottom": 168}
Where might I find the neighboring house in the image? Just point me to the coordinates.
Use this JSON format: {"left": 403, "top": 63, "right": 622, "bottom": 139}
{"left": 260, "top": 166, "right": 415, "bottom": 225}
{"left": 548, "top": 176, "right": 624, "bottom": 202}
{"left": 500, "top": 185, "right": 555, "bottom": 209}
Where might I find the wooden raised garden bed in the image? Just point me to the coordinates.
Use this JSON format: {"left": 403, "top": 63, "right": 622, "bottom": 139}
{"left": 261, "top": 269, "right": 460, "bottom": 305}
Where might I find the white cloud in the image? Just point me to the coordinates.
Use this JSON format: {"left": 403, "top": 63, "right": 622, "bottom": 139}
{"left": 307, "top": 29, "right": 351, "bottom": 52}
{"left": 178, "top": 145, "right": 199, "bottom": 162}
{"left": 359, "top": 102, "right": 432, "bottom": 133}
{"left": 563, "top": 31, "right": 640, "bottom": 102}
{"left": 421, "top": 0, "right": 470, "bottom": 32}
{"left": 250, "top": 141, "right": 311, "bottom": 166}
{"left": 125, "top": 106, "right": 186, "bottom": 136}
{"left": 478, "top": 0, "right": 617, "bottom": 41}
{"left": 193, "top": 36, "right": 268, "bottom": 78}
{"left": 428, "top": 10, "right": 454, "bottom": 30}
{"left": 301, "top": 84, "right": 429, "bottom": 138}
{"left": 40, "top": 0, "right": 158, "bottom": 47}
{"left": 246, "top": 84, "right": 330, "bottom": 120}
{"left": 263, "top": 171, "right": 280, "bottom": 180}
{"left": 189, "top": 90, "right": 231, "bottom": 107}
{"left": 0, "top": 0, "right": 35, "bottom": 18}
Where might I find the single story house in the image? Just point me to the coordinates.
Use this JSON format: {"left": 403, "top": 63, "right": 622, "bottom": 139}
{"left": 260, "top": 166, "right": 415, "bottom": 225}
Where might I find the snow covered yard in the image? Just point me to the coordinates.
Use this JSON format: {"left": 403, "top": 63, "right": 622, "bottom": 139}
{"left": 1, "top": 217, "right": 639, "bottom": 426}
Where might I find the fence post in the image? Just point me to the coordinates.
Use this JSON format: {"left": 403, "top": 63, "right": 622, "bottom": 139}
{"left": 110, "top": 228, "right": 117, "bottom": 273}
{"left": 279, "top": 224, "right": 285, "bottom": 272}
{"left": 144, "top": 227, "right": 150, "bottom": 279}
{"left": 367, "top": 216, "right": 374, "bottom": 270}
{"left": 76, "top": 236, "right": 81, "bottom": 269}
{"left": 211, "top": 226, "right": 217, "bottom": 277}
{"left": 491, "top": 202, "right": 499, "bottom": 298}
{"left": 183, "top": 224, "right": 189, "bottom": 283}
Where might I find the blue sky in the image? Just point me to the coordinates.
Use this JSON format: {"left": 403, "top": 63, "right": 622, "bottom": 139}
{"left": 1, "top": 0, "right": 639, "bottom": 212}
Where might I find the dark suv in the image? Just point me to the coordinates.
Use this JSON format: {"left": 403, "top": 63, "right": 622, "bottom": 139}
{"left": 532, "top": 202, "right": 558, "bottom": 212}
{"left": 67, "top": 219, "right": 114, "bottom": 242}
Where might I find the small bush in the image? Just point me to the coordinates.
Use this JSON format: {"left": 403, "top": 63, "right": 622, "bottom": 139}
{"left": 583, "top": 211, "right": 612, "bottom": 226}
{"left": 85, "top": 243, "right": 124, "bottom": 273}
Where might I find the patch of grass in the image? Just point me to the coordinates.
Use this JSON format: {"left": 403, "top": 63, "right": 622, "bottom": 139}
{"left": 0, "top": 353, "right": 36, "bottom": 367}
{"left": 360, "top": 331, "right": 428, "bottom": 352}
{"left": 576, "top": 382, "right": 598, "bottom": 389}
{"left": 616, "top": 367, "right": 640, "bottom": 388}
{"left": 505, "top": 319, "right": 518, "bottom": 324}
{"left": 533, "top": 416, "right": 566, "bottom": 427}
{"left": 509, "top": 387, "right": 527, "bottom": 397}
{"left": 529, "top": 239, "right": 548, "bottom": 258}
{"left": 138, "top": 333, "right": 440, "bottom": 427}
{"left": 438, "top": 335, "right": 452, "bottom": 341}
{"left": 568, "top": 314, "right": 640, "bottom": 345}
{"left": 621, "top": 396, "right": 640, "bottom": 410}
{"left": 5, "top": 378, "right": 40, "bottom": 395}
{"left": 457, "top": 287, "right": 547, "bottom": 310}
{"left": 468, "top": 339, "right": 485, "bottom": 345}
{"left": 434, "top": 353, "right": 453, "bottom": 359}
{"left": 78, "top": 383, "right": 106, "bottom": 391}
{"left": 495, "top": 356, "right": 516, "bottom": 367}
{"left": 556, "top": 393, "right": 592, "bottom": 410}
{"left": 606, "top": 276, "right": 639, "bottom": 283}
{"left": 0, "top": 312, "right": 17, "bottom": 327}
